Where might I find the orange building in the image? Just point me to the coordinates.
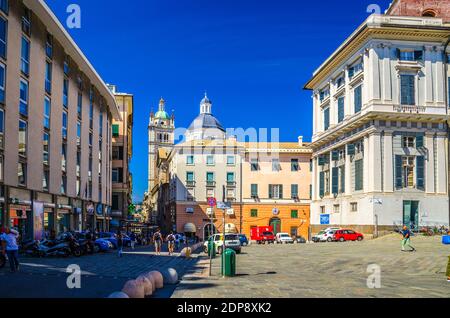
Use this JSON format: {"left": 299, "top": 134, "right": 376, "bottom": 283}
{"left": 242, "top": 138, "right": 312, "bottom": 239}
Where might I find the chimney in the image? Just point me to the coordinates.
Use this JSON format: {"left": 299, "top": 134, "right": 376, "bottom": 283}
{"left": 298, "top": 136, "right": 303, "bottom": 147}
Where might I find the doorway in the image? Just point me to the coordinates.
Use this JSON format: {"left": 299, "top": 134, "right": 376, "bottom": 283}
{"left": 203, "top": 223, "right": 217, "bottom": 241}
{"left": 403, "top": 201, "right": 419, "bottom": 230}
{"left": 269, "top": 217, "right": 281, "bottom": 235}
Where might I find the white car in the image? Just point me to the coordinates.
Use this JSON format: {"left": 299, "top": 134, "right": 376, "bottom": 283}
{"left": 276, "top": 233, "right": 294, "bottom": 244}
{"left": 312, "top": 230, "right": 337, "bottom": 242}
{"left": 203, "top": 234, "right": 241, "bottom": 254}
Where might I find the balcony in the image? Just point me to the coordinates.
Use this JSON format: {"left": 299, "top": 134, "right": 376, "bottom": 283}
{"left": 226, "top": 181, "right": 236, "bottom": 188}
{"left": 393, "top": 105, "right": 426, "bottom": 114}
{"left": 186, "top": 180, "right": 196, "bottom": 187}
{"left": 206, "top": 181, "right": 216, "bottom": 187}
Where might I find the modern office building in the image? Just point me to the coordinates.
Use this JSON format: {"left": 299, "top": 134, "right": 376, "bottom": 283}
{"left": 108, "top": 85, "right": 133, "bottom": 230}
{"left": 0, "top": 0, "right": 120, "bottom": 239}
{"left": 305, "top": 0, "right": 450, "bottom": 236}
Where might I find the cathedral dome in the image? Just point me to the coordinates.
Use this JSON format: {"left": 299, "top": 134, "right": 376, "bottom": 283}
{"left": 154, "top": 97, "right": 170, "bottom": 120}
{"left": 187, "top": 113, "right": 225, "bottom": 132}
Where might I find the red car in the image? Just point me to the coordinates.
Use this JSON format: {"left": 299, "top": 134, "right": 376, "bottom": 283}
{"left": 251, "top": 226, "right": 275, "bottom": 244}
{"left": 333, "top": 229, "right": 364, "bottom": 242}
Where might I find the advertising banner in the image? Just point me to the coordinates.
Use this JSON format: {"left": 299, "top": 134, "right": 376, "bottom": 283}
{"left": 33, "top": 201, "right": 44, "bottom": 241}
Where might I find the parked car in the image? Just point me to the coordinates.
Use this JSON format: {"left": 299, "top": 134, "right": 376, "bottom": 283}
{"left": 238, "top": 234, "right": 249, "bottom": 246}
{"left": 312, "top": 230, "right": 336, "bottom": 242}
{"left": 276, "top": 233, "right": 294, "bottom": 244}
{"left": 251, "top": 226, "right": 275, "bottom": 244}
{"left": 203, "top": 234, "right": 241, "bottom": 254}
{"left": 75, "top": 232, "right": 113, "bottom": 252}
{"left": 98, "top": 232, "right": 131, "bottom": 249}
{"left": 333, "top": 229, "right": 364, "bottom": 242}
{"left": 294, "top": 236, "right": 307, "bottom": 244}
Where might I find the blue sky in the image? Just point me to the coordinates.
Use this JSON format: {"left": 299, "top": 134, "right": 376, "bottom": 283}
{"left": 45, "top": 0, "right": 392, "bottom": 202}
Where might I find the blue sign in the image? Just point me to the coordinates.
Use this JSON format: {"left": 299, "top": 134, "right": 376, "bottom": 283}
{"left": 320, "top": 214, "right": 330, "bottom": 225}
{"left": 96, "top": 204, "right": 103, "bottom": 215}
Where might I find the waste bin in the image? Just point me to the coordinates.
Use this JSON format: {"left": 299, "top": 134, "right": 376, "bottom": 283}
{"left": 208, "top": 240, "right": 216, "bottom": 258}
{"left": 221, "top": 248, "right": 236, "bottom": 277}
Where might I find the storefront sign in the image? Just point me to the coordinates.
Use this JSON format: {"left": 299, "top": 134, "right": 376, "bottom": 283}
{"left": 186, "top": 207, "right": 194, "bottom": 214}
{"left": 96, "top": 204, "right": 103, "bottom": 215}
{"left": 86, "top": 203, "right": 95, "bottom": 215}
{"left": 33, "top": 201, "right": 44, "bottom": 241}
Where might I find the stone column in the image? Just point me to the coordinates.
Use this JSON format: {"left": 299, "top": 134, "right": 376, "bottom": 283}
{"left": 369, "top": 44, "right": 381, "bottom": 101}
{"left": 363, "top": 135, "right": 370, "bottom": 193}
{"left": 424, "top": 46, "right": 434, "bottom": 104}
{"left": 370, "top": 132, "right": 382, "bottom": 192}
{"left": 382, "top": 43, "right": 392, "bottom": 102}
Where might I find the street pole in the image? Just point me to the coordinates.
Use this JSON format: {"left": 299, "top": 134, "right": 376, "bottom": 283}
{"left": 222, "top": 185, "right": 226, "bottom": 278}
{"left": 209, "top": 205, "right": 213, "bottom": 276}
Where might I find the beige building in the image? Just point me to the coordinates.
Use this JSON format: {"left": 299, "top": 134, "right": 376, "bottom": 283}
{"left": 0, "top": 0, "right": 120, "bottom": 239}
{"left": 108, "top": 85, "right": 133, "bottom": 230}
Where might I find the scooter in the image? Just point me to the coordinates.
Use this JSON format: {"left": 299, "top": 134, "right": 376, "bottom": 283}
{"left": 36, "top": 239, "right": 72, "bottom": 257}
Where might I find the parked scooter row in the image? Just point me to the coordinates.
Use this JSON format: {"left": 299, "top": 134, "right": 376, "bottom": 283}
{"left": 20, "top": 232, "right": 88, "bottom": 258}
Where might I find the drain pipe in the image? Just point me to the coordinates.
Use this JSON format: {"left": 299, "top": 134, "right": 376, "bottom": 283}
{"left": 445, "top": 37, "right": 450, "bottom": 227}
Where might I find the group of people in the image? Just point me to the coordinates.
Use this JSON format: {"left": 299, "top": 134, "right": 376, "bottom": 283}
{"left": 152, "top": 229, "right": 194, "bottom": 256}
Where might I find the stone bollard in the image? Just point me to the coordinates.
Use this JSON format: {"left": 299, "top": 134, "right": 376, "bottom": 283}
{"left": 148, "top": 270, "right": 164, "bottom": 289}
{"left": 144, "top": 272, "right": 157, "bottom": 292}
{"left": 122, "top": 279, "right": 145, "bottom": 298}
{"left": 136, "top": 275, "right": 153, "bottom": 297}
{"left": 180, "top": 247, "right": 192, "bottom": 258}
{"left": 108, "top": 291, "right": 129, "bottom": 298}
{"left": 162, "top": 268, "right": 179, "bottom": 285}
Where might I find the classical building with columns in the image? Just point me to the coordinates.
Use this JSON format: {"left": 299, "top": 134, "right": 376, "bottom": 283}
{"left": 305, "top": 1, "right": 450, "bottom": 235}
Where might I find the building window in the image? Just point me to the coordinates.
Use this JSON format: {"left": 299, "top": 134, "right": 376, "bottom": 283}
{"left": 337, "top": 96, "right": 344, "bottom": 123}
{"left": 42, "top": 169, "right": 49, "bottom": 191}
{"left": 400, "top": 75, "right": 415, "bottom": 105}
{"left": 112, "top": 168, "right": 123, "bottom": 183}
{"left": 21, "top": 7, "right": 31, "bottom": 35}
{"left": 89, "top": 88, "right": 94, "bottom": 129}
{"left": 62, "top": 111, "right": 68, "bottom": 139}
{"left": 21, "top": 36, "right": 30, "bottom": 76}
{"left": 269, "top": 184, "right": 283, "bottom": 199}
{"left": 76, "top": 151, "right": 81, "bottom": 177}
{"left": 186, "top": 155, "right": 194, "bottom": 165}
{"left": 186, "top": 172, "right": 195, "bottom": 185}
{"left": 19, "top": 79, "right": 28, "bottom": 116}
{"left": 350, "top": 202, "right": 358, "bottom": 212}
{"left": 61, "top": 144, "right": 67, "bottom": 172}
{"left": 291, "top": 184, "right": 299, "bottom": 199}
{"left": 226, "top": 172, "right": 235, "bottom": 184}
{"left": 348, "top": 62, "right": 363, "bottom": 79}
{"left": 251, "top": 184, "right": 258, "bottom": 198}
{"left": 76, "top": 121, "right": 81, "bottom": 146}
{"left": 45, "top": 61, "right": 52, "bottom": 94}
{"left": 18, "top": 120, "right": 27, "bottom": 157}
{"left": 77, "top": 92, "right": 82, "bottom": 118}
{"left": 0, "top": 17, "right": 7, "bottom": 59}
{"left": 112, "top": 146, "right": 124, "bottom": 160}
{"left": 323, "top": 107, "right": 330, "bottom": 131}
{"left": 206, "top": 155, "right": 214, "bottom": 165}
{"left": 399, "top": 50, "right": 422, "bottom": 62}
{"left": 43, "top": 132, "right": 49, "bottom": 165}
{"left": 112, "top": 124, "right": 119, "bottom": 137}
{"left": 272, "top": 158, "right": 280, "bottom": 172}
{"left": 354, "top": 85, "right": 362, "bottom": 113}
{"left": 42, "top": 97, "right": 51, "bottom": 130}
{"left": 250, "top": 209, "right": 258, "bottom": 217}
{"left": 76, "top": 178, "right": 81, "bottom": 196}
{"left": 99, "top": 112, "right": 103, "bottom": 137}
{"left": 354, "top": 159, "right": 363, "bottom": 191}
{"left": 0, "top": 0, "right": 8, "bottom": 14}
{"left": 333, "top": 204, "right": 340, "bottom": 214}
{"left": 45, "top": 33, "right": 53, "bottom": 59}
{"left": 395, "top": 155, "right": 424, "bottom": 189}
{"left": 61, "top": 174, "right": 67, "bottom": 195}
{"left": 227, "top": 156, "right": 235, "bottom": 165}
{"left": 63, "top": 79, "right": 69, "bottom": 108}
{"left": 18, "top": 162, "right": 26, "bottom": 186}
{"left": 250, "top": 158, "right": 259, "bottom": 171}
{"left": 89, "top": 132, "right": 92, "bottom": 146}
{"left": 0, "top": 107, "right": 3, "bottom": 149}
{"left": 336, "top": 76, "right": 344, "bottom": 89}
{"left": 63, "top": 55, "right": 70, "bottom": 75}
{"left": 291, "top": 210, "right": 298, "bottom": 219}
{"left": 319, "top": 88, "right": 330, "bottom": 102}
{"left": 0, "top": 62, "right": 5, "bottom": 103}
{"left": 402, "top": 136, "right": 415, "bottom": 148}
{"left": 320, "top": 206, "right": 326, "bottom": 214}
{"left": 206, "top": 172, "right": 215, "bottom": 186}
{"left": 291, "top": 159, "right": 299, "bottom": 171}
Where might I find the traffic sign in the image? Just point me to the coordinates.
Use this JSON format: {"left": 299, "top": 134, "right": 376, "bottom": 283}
{"left": 217, "top": 202, "right": 231, "bottom": 210}
{"left": 207, "top": 197, "right": 217, "bottom": 207}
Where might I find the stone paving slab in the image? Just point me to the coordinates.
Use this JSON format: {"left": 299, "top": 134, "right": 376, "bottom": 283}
{"left": 172, "top": 235, "right": 450, "bottom": 298}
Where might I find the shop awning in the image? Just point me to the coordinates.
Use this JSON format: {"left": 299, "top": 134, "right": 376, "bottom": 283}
{"left": 183, "top": 223, "right": 196, "bottom": 233}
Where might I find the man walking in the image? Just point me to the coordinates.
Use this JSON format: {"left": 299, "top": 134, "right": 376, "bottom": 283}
{"left": 153, "top": 229, "right": 163, "bottom": 256}
{"left": 401, "top": 226, "right": 416, "bottom": 252}
{"left": 167, "top": 231, "right": 175, "bottom": 256}
{"left": 117, "top": 231, "right": 124, "bottom": 258}
{"left": 0, "top": 228, "right": 20, "bottom": 272}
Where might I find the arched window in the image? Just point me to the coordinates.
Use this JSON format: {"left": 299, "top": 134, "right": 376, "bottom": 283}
{"left": 422, "top": 9, "right": 437, "bottom": 17}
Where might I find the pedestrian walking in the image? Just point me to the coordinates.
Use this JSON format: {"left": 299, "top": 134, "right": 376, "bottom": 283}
{"left": 401, "top": 226, "right": 416, "bottom": 252}
{"left": 153, "top": 229, "right": 163, "bottom": 255}
{"left": 117, "top": 231, "right": 124, "bottom": 257}
{"left": 130, "top": 232, "right": 136, "bottom": 250}
{"left": 167, "top": 231, "right": 176, "bottom": 256}
{"left": 0, "top": 227, "right": 20, "bottom": 273}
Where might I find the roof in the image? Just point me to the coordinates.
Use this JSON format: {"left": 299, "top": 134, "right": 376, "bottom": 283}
{"left": 26, "top": 0, "right": 120, "bottom": 120}
{"left": 174, "top": 140, "right": 312, "bottom": 153}
{"left": 154, "top": 110, "right": 170, "bottom": 120}
{"left": 187, "top": 113, "right": 225, "bottom": 132}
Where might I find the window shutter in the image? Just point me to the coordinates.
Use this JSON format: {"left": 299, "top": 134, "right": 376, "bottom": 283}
{"left": 319, "top": 172, "right": 325, "bottom": 197}
{"left": 414, "top": 50, "right": 423, "bottom": 61}
{"left": 340, "top": 166, "right": 345, "bottom": 193}
{"left": 318, "top": 156, "right": 325, "bottom": 166}
{"left": 355, "top": 159, "right": 363, "bottom": 191}
{"left": 401, "top": 75, "right": 415, "bottom": 105}
{"left": 332, "top": 167, "right": 339, "bottom": 195}
{"left": 112, "top": 124, "right": 119, "bottom": 136}
{"left": 416, "top": 134, "right": 424, "bottom": 148}
{"left": 279, "top": 185, "right": 283, "bottom": 199}
{"left": 324, "top": 108, "right": 330, "bottom": 130}
{"left": 416, "top": 156, "right": 425, "bottom": 190}
{"left": 269, "top": 185, "right": 273, "bottom": 199}
{"left": 395, "top": 155, "right": 403, "bottom": 188}
{"left": 347, "top": 144, "right": 355, "bottom": 156}
{"left": 348, "top": 67, "right": 354, "bottom": 79}
{"left": 396, "top": 48, "right": 401, "bottom": 59}
{"left": 331, "top": 150, "right": 339, "bottom": 161}
{"left": 354, "top": 85, "right": 362, "bottom": 113}
{"left": 338, "top": 97, "right": 344, "bottom": 122}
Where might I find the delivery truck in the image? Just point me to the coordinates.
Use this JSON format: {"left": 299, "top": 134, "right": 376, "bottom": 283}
{"left": 250, "top": 226, "right": 275, "bottom": 244}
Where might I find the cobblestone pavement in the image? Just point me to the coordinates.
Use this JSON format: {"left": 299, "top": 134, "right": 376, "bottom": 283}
{"left": 172, "top": 235, "right": 450, "bottom": 298}
{"left": 0, "top": 245, "right": 202, "bottom": 298}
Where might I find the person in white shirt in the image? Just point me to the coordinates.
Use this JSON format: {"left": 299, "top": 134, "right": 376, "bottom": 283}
{"left": 0, "top": 228, "right": 20, "bottom": 272}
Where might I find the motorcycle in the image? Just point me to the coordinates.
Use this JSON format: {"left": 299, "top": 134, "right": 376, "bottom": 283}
{"left": 36, "top": 239, "right": 72, "bottom": 257}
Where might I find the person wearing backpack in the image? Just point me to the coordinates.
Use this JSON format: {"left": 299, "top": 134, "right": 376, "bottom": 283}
{"left": 401, "top": 226, "right": 416, "bottom": 252}
{"left": 166, "top": 231, "right": 176, "bottom": 256}
{"left": 153, "top": 229, "right": 163, "bottom": 256}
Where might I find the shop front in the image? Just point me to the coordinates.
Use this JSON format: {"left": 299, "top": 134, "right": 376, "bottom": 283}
{"left": 56, "top": 208, "right": 71, "bottom": 233}
{"left": 43, "top": 204, "right": 55, "bottom": 235}
{"left": 85, "top": 202, "right": 95, "bottom": 231}
{"left": 96, "top": 203, "right": 105, "bottom": 232}
{"left": 9, "top": 204, "right": 32, "bottom": 241}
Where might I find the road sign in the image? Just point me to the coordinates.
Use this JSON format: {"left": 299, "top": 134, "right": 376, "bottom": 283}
{"left": 320, "top": 214, "right": 330, "bottom": 225}
{"left": 207, "top": 197, "right": 217, "bottom": 207}
{"left": 217, "top": 202, "right": 231, "bottom": 210}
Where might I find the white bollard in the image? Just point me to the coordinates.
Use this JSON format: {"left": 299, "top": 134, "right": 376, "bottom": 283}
{"left": 162, "top": 268, "right": 179, "bottom": 285}
{"left": 121, "top": 279, "right": 145, "bottom": 298}
{"left": 136, "top": 275, "right": 153, "bottom": 297}
{"left": 148, "top": 270, "right": 164, "bottom": 289}
{"left": 108, "top": 291, "right": 129, "bottom": 298}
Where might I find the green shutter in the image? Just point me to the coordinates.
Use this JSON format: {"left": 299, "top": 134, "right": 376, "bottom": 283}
{"left": 269, "top": 185, "right": 273, "bottom": 199}
{"left": 354, "top": 85, "right": 362, "bottom": 113}
{"left": 416, "top": 134, "right": 424, "bottom": 148}
{"left": 414, "top": 50, "right": 423, "bottom": 61}
{"left": 401, "top": 75, "right": 415, "bottom": 105}
{"left": 324, "top": 108, "right": 330, "bottom": 130}
{"left": 279, "top": 185, "right": 283, "bottom": 199}
{"left": 416, "top": 156, "right": 425, "bottom": 190}
{"left": 395, "top": 155, "right": 403, "bottom": 188}
{"left": 318, "top": 156, "right": 325, "bottom": 166}
{"left": 112, "top": 124, "right": 119, "bottom": 136}
{"left": 319, "top": 172, "right": 325, "bottom": 197}
{"left": 355, "top": 159, "right": 363, "bottom": 191}
{"left": 338, "top": 97, "right": 344, "bottom": 122}
{"left": 331, "top": 151, "right": 339, "bottom": 161}
{"left": 251, "top": 184, "right": 258, "bottom": 197}
{"left": 340, "top": 166, "right": 345, "bottom": 193}
{"left": 332, "top": 167, "right": 339, "bottom": 195}
{"left": 347, "top": 144, "right": 355, "bottom": 155}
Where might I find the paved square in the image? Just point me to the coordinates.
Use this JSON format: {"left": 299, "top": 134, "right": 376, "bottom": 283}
{"left": 173, "top": 235, "right": 450, "bottom": 298}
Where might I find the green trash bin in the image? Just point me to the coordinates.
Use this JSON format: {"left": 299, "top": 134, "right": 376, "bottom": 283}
{"left": 208, "top": 239, "right": 216, "bottom": 258}
{"left": 222, "top": 248, "right": 236, "bottom": 277}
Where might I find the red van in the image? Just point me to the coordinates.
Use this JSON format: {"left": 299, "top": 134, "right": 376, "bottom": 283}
{"left": 251, "top": 226, "right": 275, "bottom": 244}
{"left": 333, "top": 229, "right": 364, "bottom": 242}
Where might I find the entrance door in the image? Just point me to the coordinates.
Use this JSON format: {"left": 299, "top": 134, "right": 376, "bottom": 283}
{"left": 403, "top": 201, "right": 419, "bottom": 230}
{"left": 269, "top": 217, "right": 281, "bottom": 235}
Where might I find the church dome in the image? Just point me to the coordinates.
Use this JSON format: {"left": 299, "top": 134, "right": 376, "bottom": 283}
{"left": 154, "top": 110, "right": 170, "bottom": 120}
{"left": 187, "top": 113, "right": 225, "bottom": 132}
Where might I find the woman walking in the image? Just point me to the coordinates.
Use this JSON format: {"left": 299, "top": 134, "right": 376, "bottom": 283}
{"left": 167, "top": 232, "right": 175, "bottom": 256}
{"left": 117, "top": 231, "right": 124, "bottom": 257}
{"left": 153, "top": 229, "right": 163, "bottom": 256}
{"left": 0, "top": 228, "right": 20, "bottom": 272}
